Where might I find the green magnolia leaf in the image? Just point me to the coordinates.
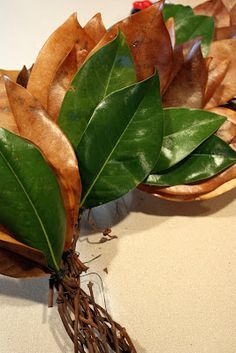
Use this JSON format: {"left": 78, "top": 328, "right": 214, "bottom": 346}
{"left": 58, "top": 31, "right": 136, "bottom": 148}
{"left": 153, "top": 108, "right": 225, "bottom": 173}
{"left": 145, "top": 135, "right": 236, "bottom": 186}
{"left": 163, "top": 4, "right": 194, "bottom": 23}
{"left": 163, "top": 4, "right": 214, "bottom": 57}
{"left": 78, "top": 74, "right": 163, "bottom": 208}
{"left": 175, "top": 15, "right": 214, "bottom": 57}
{"left": 0, "top": 129, "right": 66, "bottom": 272}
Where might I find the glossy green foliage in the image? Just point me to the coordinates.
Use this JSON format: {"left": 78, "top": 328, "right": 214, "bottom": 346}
{"left": 153, "top": 108, "right": 225, "bottom": 173}
{"left": 163, "top": 3, "right": 214, "bottom": 56}
{"left": 175, "top": 15, "right": 214, "bottom": 56}
{"left": 163, "top": 4, "right": 194, "bottom": 23}
{"left": 0, "top": 129, "right": 66, "bottom": 272}
{"left": 58, "top": 31, "right": 136, "bottom": 148}
{"left": 145, "top": 136, "right": 236, "bottom": 186}
{"left": 78, "top": 74, "right": 163, "bottom": 208}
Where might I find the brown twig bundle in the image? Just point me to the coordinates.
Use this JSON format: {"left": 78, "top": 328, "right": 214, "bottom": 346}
{"left": 49, "top": 250, "right": 136, "bottom": 353}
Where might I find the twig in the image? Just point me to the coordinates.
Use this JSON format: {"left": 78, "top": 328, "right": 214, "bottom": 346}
{"left": 49, "top": 250, "right": 136, "bottom": 352}
{"left": 84, "top": 254, "right": 102, "bottom": 264}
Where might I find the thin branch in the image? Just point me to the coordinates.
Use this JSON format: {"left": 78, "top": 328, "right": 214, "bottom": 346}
{"left": 49, "top": 250, "right": 136, "bottom": 353}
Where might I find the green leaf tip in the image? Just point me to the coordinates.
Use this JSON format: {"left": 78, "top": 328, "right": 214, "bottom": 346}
{"left": 163, "top": 3, "right": 214, "bottom": 57}
{"left": 58, "top": 29, "right": 136, "bottom": 149}
{"left": 146, "top": 135, "right": 236, "bottom": 187}
{"left": 153, "top": 108, "right": 226, "bottom": 173}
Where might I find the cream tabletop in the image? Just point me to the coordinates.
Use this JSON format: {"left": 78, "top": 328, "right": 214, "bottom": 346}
{"left": 0, "top": 1, "right": 236, "bottom": 353}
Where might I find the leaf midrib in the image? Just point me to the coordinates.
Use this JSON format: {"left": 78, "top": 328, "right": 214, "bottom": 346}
{"left": 190, "top": 153, "right": 236, "bottom": 159}
{"left": 80, "top": 92, "right": 146, "bottom": 207}
{"left": 0, "top": 149, "right": 59, "bottom": 271}
{"left": 76, "top": 42, "right": 119, "bottom": 148}
{"left": 103, "top": 41, "right": 119, "bottom": 99}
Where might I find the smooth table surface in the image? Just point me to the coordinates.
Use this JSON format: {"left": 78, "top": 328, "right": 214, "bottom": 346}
{"left": 0, "top": 1, "right": 236, "bottom": 353}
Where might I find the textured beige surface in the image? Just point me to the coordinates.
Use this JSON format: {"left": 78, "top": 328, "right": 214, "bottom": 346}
{"left": 0, "top": 1, "right": 236, "bottom": 353}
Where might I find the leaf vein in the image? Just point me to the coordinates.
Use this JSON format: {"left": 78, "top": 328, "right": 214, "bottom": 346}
{"left": 0, "top": 149, "right": 59, "bottom": 271}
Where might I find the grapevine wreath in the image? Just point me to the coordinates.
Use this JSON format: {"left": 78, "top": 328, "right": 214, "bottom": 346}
{"left": 0, "top": 0, "right": 236, "bottom": 352}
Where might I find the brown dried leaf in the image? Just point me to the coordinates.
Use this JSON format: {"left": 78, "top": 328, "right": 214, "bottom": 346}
{"left": 214, "top": 5, "right": 236, "bottom": 40}
{"left": 0, "top": 228, "right": 49, "bottom": 278}
{"left": 84, "top": 13, "right": 106, "bottom": 44}
{"left": 164, "top": 44, "right": 184, "bottom": 93}
{"left": 5, "top": 79, "right": 82, "bottom": 249}
{"left": 208, "top": 107, "right": 236, "bottom": 143}
{"left": 138, "top": 184, "right": 199, "bottom": 201}
{"left": 163, "top": 39, "right": 208, "bottom": 108}
{"left": 27, "top": 13, "right": 82, "bottom": 109}
{"left": 140, "top": 177, "right": 236, "bottom": 201}
{"left": 0, "top": 248, "right": 49, "bottom": 278}
{"left": 222, "top": 0, "right": 236, "bottom": 11}
{"left": 230, "top": 4, "right": 236, "bottom": 25}
{"left": 205, "top": 39, "right": 236, "bottom": 109}
{"left": 0, "top": 69, "right": 19, "bottom": 82}
{"left": 204, "top": 58, "right": 229, "bottom": 105}
{"left": 197, "top": 177, "right": 236, "bottom": 199}
{"left": 208, "top": 106, "right": 236, "bottom": 124}
{"left": 93, "top": 1, "right": 173, "bottom": 92}
{"left": 47, "top": 48, "right": 78, "bottom": 122}
{"left": 0, "top": 70, "right": 19, "bottom": 133}
{"left": 74, "top": 27, "right": 95, "bottom": 52}
{"left": 216, "top": 119, "right": 236, "bottom": 143}
{"left": 194, "top": 0, "right": 230, "bottom": 28}
{"left": 76, "top": 48, "right": 89, "bottom": 68}
{"left": 214, "top": 25, "right": 236, "bottom": 40}
{"left": 16, "top": 65, "right": 32, "bottom": 88}
{"left": 47, "top": 18, "right": 96, "bottom": 122}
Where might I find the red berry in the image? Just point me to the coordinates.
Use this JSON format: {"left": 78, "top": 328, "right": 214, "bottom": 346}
{"left": 142, "top": 1, "right": 153, "bottom": 8}
{"left": 133, "top": 1, "right": 153, "bottom": 10}
{"left": 133, "top": 2, "right": 143, "bottom": 10}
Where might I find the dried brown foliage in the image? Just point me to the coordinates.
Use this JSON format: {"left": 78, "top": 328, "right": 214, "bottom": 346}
{"left": 205, "top": 39, "right": 236, "bottom": 109}
{"left": 194, "top": 0, "right": 230, "bottom": 27}
{"left": 0, "top": 227, "right": 49, "bottom": 278}
{"left": 0, "top": 70, "right": 19, "bottom": 133}
{"left": 163, "top": 39, "right": 208, "bottom": 108}
{"left": 27, "top": 14, "right": 82, "bottom": 109}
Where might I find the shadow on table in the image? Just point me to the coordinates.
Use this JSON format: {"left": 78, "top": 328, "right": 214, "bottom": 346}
{"left": 48, "top": 307, "right": 73, "bottom": 353}
{"left": 0, "top": 276, "right": 48, "bottom": 304}
{"left": 80, "top": 188, "right": 236, "bottom": 237}
{"left": 135, "top": 188, "right": 236, "bottom": 218}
